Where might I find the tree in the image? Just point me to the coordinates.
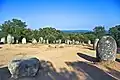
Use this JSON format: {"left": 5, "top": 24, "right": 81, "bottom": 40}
{"left": 109, "top": 25, "right": 120, "bottom": 47}
{"left": 39, "top": 27, "right": 63, "bottom": 42}
{"left": 84, "top": 32, "right": 96, "bottom": 43}
{"left": 0, "top": 19, "right": 27, "bottom": 43}
{"left": 93, "top": 26, "right": 106, "bottom": 38}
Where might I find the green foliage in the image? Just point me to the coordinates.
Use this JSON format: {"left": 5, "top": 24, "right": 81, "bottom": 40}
{"left": 93, "top": 26, "right": 106, "bottom": 39}
{"left": 109, "top": 25, "right": 120, "bottom": 47}
{"left": 84, "top": 32, "right": 96, "bottom": 43}
{"left": 39, "top": 27, "right": 63, "bottom": 42}
{"left": 0, "top": 18, "right": 119, "bottom": 46}
{"left": 0, "top": 19, "right": 27, "bottom": 42}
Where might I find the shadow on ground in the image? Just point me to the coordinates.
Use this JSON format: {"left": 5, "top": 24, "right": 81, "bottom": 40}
{"left": 84, "top": 47, "right": 94, "bottom": 50}
{"left": 116, "top": 58, "right": 120, "bottom": 62}
{"left": 65, "top": 61, "right": 117, "bottom": 80}
{"left": 0, "top": 53, "right": 119, "bottom": 80}
{"left": 0, "top": 60, "right": 80, "bottom": 80}
{"left": 105, "top": 66, "right": 120, "bottom": 79}
{"left": 77, "top": 53, "right": 98, "bottom": 62}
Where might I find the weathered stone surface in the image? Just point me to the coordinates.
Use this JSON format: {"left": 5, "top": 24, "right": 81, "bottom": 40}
{"left": 0, "top": 37, "right": 5, "bottom": 43}
{"left": 43, "top": 40, "right": 45, "bottom": 44}
{"left": 58, "top": 39, "right": 62, "bottom": 44}
{"left": 22, "top": 38, "right": 26, "bottom": 44}
{"left": 75, "top": 41, "right": 79, "bottom": 45}
{"left": 16, "top": 40, "right": 19, "bottom": 44}
{"left": 39, "top": 37, "right": 43, "bottom": 43}
{"left": 53, "top": 40, "right": 56, "bottom": 44}
{"left": 7, "top": 34, "right": 12, "bottom": 44}
{"left": 72, "top": 39, "right": 75, "bottom": 44}
{"left": 69, "top": 40, "right": 72, "bottom": 44}
{"left": 66, "top": 40, "right": 70, "bottom": 45}
{"left": 32, "top": 38, "right": 37, "bottom": 44}
{"left": 8, "top": 57, "right": 40, "bottom": 79}
{"left": 46, "top": 39, "right": 49, "bottom": 44}
{"left": 93, "top": 39, "right": 99, "bottom": 50}
{"left": 56, "top": 40, "right": 59, "bottom": 44}
{"left": 96, "top": 36, "right": 117, "bottom": 61}
{"left": 11, "top": 36, "right": 14, "bottom": 43}
{"left": 88, "top": 40, "right": 91, "bottom": 45}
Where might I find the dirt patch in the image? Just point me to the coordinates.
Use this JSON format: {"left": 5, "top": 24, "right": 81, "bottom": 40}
{"left": 0, "top": 44, "right": 119, "bottom": 80}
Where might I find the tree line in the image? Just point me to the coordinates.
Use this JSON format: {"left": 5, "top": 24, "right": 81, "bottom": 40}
{"left": 0, "top": 19, "right": 120, "bottom": 47}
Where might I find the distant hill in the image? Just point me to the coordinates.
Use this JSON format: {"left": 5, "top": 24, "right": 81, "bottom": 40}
{"left": 61, "top": 30, "right": 91, "bottom": 33}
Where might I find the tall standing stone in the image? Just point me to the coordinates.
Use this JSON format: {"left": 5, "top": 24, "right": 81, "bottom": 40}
{"left": 0, "top": 37, "right": 5, "bottom": 43}
{"left": 72, "top": 39, "right": 75, "bottom": 44}
{"left": 46, "top": 39, "right": 49, "bottom": 44}
{"left": 58, "top": 39, "right": 62, "bottom": 44}
{"left": 7, "top": 34, "right": 12, "bottom": 44}
{"left": 43, "top": 40, "right": 45, "bottom": 44}
{"left": 96, "top": 36, "right": 117, "bottom": 61}
{"left": 39, "top": 37, "right": 43, "bottom": 43}
{"left": 16, "top": 40, "right": 19, "bottom": 44}
{"left": 22, "top": 38, "right": 26, "bottom": 44}
{"left": 11, "top": 36, "right": 14, "bottom": 44}
{"left": 53, "top": 40, "right": 56, "bottom": 44}
{"left": 66, "top": 40, "right": 70, "bottom": 45}
{"left": 88, "top": 40, "right": 91, "bottom": 45}
{"left": 93, "top": 39, "right": 99, "bottom": 50}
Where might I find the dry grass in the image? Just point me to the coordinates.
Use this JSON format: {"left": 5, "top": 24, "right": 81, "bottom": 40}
{"left": 0, "top": 44, "right": 120, "bottom": 79}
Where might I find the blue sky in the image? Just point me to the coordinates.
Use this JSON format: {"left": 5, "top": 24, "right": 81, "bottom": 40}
{"left": 0, "top": 0, "right": 120, "bottom": 30}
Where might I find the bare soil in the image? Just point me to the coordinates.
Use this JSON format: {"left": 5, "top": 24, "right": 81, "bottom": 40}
{"left": 0, "top": 44, "right": 120, "bottom": 80}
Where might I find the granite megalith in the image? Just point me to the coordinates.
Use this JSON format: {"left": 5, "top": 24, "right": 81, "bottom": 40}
{"left": 93, "top": 38, "right": 99, "bottom": 50}
{"left": 8, "top": 57, "right": 40, "bottom": 79}
{"left": 96, "top": 36, "right": 117, "bottom": 61}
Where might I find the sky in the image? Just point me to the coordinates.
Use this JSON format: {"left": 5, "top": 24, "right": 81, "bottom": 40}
{"left": 0, "top": 0, "right": 120, "bottom": 30}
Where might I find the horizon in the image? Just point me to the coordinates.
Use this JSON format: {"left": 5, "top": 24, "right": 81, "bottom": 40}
{"left": 0, "top": 0, "right": 120, "bottom": 30}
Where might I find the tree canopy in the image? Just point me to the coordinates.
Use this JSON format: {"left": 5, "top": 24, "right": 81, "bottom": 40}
{"left": 0, "top": 18, "right": 119, "bottom": 47}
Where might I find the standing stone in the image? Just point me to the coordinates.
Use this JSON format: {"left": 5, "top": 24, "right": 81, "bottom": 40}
{"left": 46, "top": 39, "right": 49, "bottom": 44}
{"left": 0, "top": 37, "right": 5, "bottom": 43}
{"left": 75, "top": 41, "right": 79, "bottom": 45}
{"left": 22, "top": 38, "right": 26, "bottom": 44}
{"left": 72, "top": 39, "right": 75, "bottom": 44}
{"left": 96, "top": 36, "right": 117, "bottom": 61}
{"left": 69, "top": 40, "right": 72, "bottom": 44}
{"left": 82, "top": 42, "right": 85, "bottom": 45}
{"left": 8, "top": 57, "right": 40, "bottom": 79}
{"left": 66, "top": 40, "right": 70, "bottom": 45}
{"left": 88, "top": 40, "right": 91, "bottom": 45}
{"left": 53, "top": 40, "right": 56, "bottom": 44}
{"left": 7, "top": 34, "right": 12, "bottom": 44}
{"left": 16, "top": 40, "right": 19, "bottom": 44}
{"left": 93, "top": 39, "right": 99, "bottom": 50}
{"left": 32, "top": 38, "right": 37, "bottom": 44}
{"left": 58, "top": 39, "right": 62, "bottom": 44}
{"left": 39, "top": 37, "right": 43, "bottom": 43}
{"left": 11, "top": 36, "right": 14, "bottom": 44}
{"left": 43, "top": 40, "right": 45, "bottom": 44}
{"left": 56, "top": 40, "right": 59, "bottom": 44}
